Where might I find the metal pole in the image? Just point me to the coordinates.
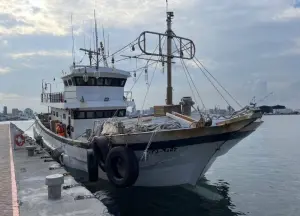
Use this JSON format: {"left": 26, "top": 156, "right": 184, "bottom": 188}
{"left": 166, "top": 12, "right": 173, "bottom": 105}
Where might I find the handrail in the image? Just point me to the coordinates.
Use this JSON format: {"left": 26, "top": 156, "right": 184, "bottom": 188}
{"left": 41, "top": 92, "right": 64, "bottom": 103}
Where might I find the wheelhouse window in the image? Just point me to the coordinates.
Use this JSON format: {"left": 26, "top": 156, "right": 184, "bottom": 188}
{"left": 118, "top": 109, "right": 126, "bottom": 117}
{"left": 74, "top": 77, "right": 85, "bottom": 86}
{"left": 120, "top": 79, "right": 126, "bottom": 87}
{"left": 67, "top": 79, "right": 73, "bottom": 86}
{"left": 103, "top": 110, "right": 116, "bottom": 118}
{"left": 95, "top": 111, "right": 103, "bottom": 118}
{"left": 86, "top": 111, "right": 95, "bottom": 119}
{"left": 96, "top": 77, "right": 104, "bottom": 86}
{"left": 72, "top": 109, "right": 127, "bottom": 119}
{"left": 104, "top": 78, "right": 112, "bottom": 86}
{"left": 73, "top": 111, "right": 85, "bottom": 119}
{"left": 72, "top": 76, "right": 126, "bottom": 87}
{"left": 63, "top": 80, "right": 68, "bottom": 87}
{"left": 63, "top": 114, "right": 66, "bottom": 119}
{"left": 87, "top": 77, "right": 96, "bottom": 86}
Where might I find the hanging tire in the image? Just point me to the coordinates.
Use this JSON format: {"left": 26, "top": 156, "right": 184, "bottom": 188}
{"left": 87, "top": 149, "right": 99, "bottom": 182}
{"left": 105, "top": 146, "right": 139, "bottom": 188}
{"left": 92, "top": 136, "right": 109, "bottom": 172}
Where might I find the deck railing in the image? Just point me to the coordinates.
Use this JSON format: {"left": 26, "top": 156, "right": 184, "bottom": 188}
{"left": 41, "top": 92, "right": 64, "bottom": 103}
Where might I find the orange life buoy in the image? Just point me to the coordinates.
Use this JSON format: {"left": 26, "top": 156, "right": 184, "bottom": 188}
{"left": 15, "top": 134, "right": 25, "bottom": 147}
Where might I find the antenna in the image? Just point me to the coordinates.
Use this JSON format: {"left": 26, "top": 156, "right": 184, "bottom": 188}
{"left": 166, "top": 0, "right": 169, "bottom": 12}
{"left": 83, "top": 20, "right": 86, "bottom": 49}
{"left": 102, "top": 24, "right": 107, "bottom": 66}
{"left": 71, "top": 13, "right": 75, "bottom": 67}
{"left": 107, "top": 33, "right": 110, "bottom": 60}
{"left": 102, "top": 25, "right": 106, "bottom": 53}
{"left": 94, "top": 10, "right": 99, "bottom": 69}
{"left": 92, "top": 21, "right": 95, "bottom": 52}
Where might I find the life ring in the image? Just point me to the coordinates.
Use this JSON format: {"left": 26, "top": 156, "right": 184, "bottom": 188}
{"left": 105, "top": 146, "right": 139, "bottom": 188}
{"left": 92, "top": 136, "right": 109, "bottom": 172}
{"left": 15, "top": 134, "right": 25, "bottom": 147}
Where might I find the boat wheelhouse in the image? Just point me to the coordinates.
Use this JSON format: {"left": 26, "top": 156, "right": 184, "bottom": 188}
{"left": 41, "top": 66, "right": 135, "bottom": 139}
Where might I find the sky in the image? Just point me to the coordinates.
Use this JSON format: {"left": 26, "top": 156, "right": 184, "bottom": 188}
{"left": 0, "top": 0, "right": 300, "bottom": 113}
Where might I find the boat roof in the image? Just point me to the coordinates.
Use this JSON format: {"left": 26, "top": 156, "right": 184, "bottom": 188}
{"left": 62, "top": 66, "right": 131, "bottom": 79}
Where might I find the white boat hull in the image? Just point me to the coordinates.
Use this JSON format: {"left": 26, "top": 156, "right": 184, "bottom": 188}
{"left": 33, "top": 119, "right": 257, "bottom": 187}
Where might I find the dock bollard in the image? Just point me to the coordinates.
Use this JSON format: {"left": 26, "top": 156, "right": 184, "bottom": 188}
{"left": 25, "top": 146, "right": 37, "bottom": 157}
{"left": 45, "top": 174, "right": 64, "bottom": 200}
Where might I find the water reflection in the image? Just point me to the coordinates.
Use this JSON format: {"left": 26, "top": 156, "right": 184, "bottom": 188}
{"left": 84, "top": 177, "right": 246, "bottom": 216}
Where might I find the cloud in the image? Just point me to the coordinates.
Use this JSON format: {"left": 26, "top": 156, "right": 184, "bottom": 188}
{"left": 261, "top": 38, "right": 300, "bottom": 58}
{"left": 184, "top": 59, "right": 218, "bottom": 71}
{"left": 1, "top": 39, "right": 8, "bottom": 46}
{"left": 1, "top": 0, "right": 300, "bottom": 110}
{"left": 0, "top": 93, "right": 22, "bottom": 100}
{"left": 273, "top": 7, "right": 300, "bottom": 21}
{"left": 0, "top": 67, "right": 11, "bottom": 75}
{"left": 9, "top": 50, "right": 72, "bottom": 59}
{"left": 279, "top": 38, "right": 300, "bottom": 56}
{"left": 0, "top": 0, "right": 196, "bottom": 36}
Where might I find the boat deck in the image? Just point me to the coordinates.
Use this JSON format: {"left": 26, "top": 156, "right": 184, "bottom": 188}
{"left": 0, "top": 124, "right": 107, "bottom": 216}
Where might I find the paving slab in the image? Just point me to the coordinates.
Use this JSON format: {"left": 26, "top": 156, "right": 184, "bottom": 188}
{"left": 0, "top": 124, "right": 110, "bottom": 216}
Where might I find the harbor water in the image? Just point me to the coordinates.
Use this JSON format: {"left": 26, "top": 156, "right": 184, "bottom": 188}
{"left": 2, "top": 115, "right": 300, "bottom": 216}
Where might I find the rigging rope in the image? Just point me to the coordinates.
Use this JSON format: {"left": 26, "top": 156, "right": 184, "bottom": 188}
{"left": 191, "top": 57, "right": 232, "bottom": 108}
{"left": 194, "top": 58, "right": 243, "bottom": 108}
{"left": 98, "top": 37, "right": 139, "bottom": 63}
{"left": 172, "top": 39, "right": 206, "bottom": 111}
{"left": 129, "top": 36, "right": 167, "bottom": 92}
{"left": 172, "top": 36, "right": 242, "bottom": 109}
{"left": 137, "top": 60, "right": 160, "bottom": 124}
{"left": 136, "top": 37, "right": 167, "bottom": 124}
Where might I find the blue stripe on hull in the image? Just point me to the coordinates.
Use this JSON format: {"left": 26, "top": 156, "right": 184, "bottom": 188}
{"left": 117, "top": 130, "right": 254, "bottom": 151}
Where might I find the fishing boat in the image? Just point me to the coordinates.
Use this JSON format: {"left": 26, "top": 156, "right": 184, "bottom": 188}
{"left": 33, "top": 10, "right": 263, "bottom": 188}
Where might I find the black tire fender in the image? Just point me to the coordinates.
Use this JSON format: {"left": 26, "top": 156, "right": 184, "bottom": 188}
{"left": 92, "top": 136, "right": 110, "bottom": 172}
{"left": 87, "top": 149, "right": 99, "bottom": 182}
{"left": 105, "top": 146, "right": 139, "bottom": 188}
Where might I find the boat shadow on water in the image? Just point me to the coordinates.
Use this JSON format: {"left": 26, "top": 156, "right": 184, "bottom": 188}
{"left": 67, "top": 168, "right": 245, "bottom": 216}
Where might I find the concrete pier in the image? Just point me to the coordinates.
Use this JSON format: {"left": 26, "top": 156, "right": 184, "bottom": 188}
{"left": 0, "top": 124, "right": 107, "bottom": 216}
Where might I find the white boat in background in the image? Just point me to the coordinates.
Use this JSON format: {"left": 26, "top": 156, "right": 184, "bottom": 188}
{"left": 33, "top": 10, "right": 263, "bottom": 188}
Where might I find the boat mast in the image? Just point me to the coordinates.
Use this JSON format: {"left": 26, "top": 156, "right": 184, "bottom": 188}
{"left": 166, "top": 11, "right": 174, "bottom": 105}
{"left": 94, "top": 10, "right": 99, "bottom": 70}
{"left": 71, "top": 14, "right": 75, "bottom": 67}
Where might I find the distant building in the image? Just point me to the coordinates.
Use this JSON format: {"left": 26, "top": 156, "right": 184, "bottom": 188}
{"left": 12, "top": 108, "right": 19, "bottom": 117}
{"left": 274, "top": 108, "right": 294, "bottom": 114}
{"left": 24, "top": 108, "right": 34, "bottom": 117}
{"left": 3, "top": 106, "right": 7, "bottom": 115}
{"left": 259, "top": 105, "right": 273, "bottom": 114}
{"left": 149, "top": 107, "right": 154, "bottom": 114}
